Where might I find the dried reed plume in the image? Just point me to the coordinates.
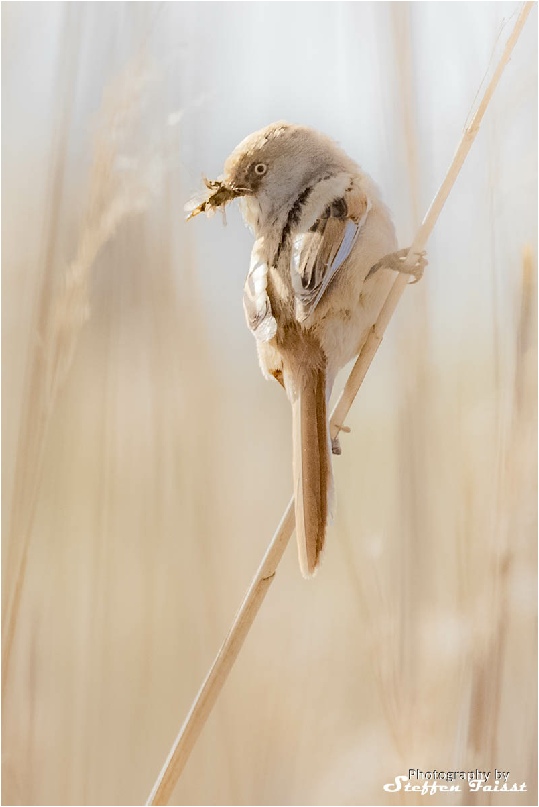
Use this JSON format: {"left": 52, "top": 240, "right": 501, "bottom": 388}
{"left": 2, "top": 57, "right": 157, "bottom": 698}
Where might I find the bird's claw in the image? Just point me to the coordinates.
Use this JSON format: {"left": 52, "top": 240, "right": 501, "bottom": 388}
{"left": 331, "top": 425, "right": 350, "bottom": 455}
{"left": 367, "top": 248, "right": 428, "bottom": 283}
{"left": 399, "top": 249, "right": 428, "bottom": 284}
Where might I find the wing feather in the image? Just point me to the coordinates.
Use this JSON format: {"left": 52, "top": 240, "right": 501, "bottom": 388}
{"left": 243, "top": 238, "right": 277, "bottom": 342}
{"left": 291, "top": 188, "right": 370, "bottom": 323}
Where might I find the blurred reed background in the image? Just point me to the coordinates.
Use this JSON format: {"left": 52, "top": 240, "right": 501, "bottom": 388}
{"left": 2, "top": 2, "right": 537, "bottom": 805}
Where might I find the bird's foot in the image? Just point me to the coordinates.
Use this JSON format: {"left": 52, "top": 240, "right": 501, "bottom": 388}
{"left": 367, "top": 248, "right": 428, "bottom": 284}
{"left": 331, "top": 425, "right": 351, "bottom": 455}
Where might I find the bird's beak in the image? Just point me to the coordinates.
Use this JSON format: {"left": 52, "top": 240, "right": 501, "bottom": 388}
{"left": 184, "top": 176, "right": 246, "bottom": 220}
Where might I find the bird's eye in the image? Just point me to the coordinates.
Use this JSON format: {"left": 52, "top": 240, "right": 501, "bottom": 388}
{"left": 254, "top": 163, "right": 267, "bottom": 176}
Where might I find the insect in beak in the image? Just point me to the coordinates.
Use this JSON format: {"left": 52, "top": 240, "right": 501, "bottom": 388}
{"left": 184, "top": 177, "right": 247, "bottom": 221}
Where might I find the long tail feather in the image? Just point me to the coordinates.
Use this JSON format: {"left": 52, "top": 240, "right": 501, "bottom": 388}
{"left": 291, "top": 364, "right": 332, "bottom": 577}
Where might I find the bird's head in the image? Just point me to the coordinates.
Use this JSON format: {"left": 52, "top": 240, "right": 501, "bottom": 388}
{"left": 186, "top": 122, "right": 352, "bottom": 226}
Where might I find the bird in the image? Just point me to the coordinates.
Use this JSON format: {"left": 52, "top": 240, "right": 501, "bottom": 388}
{"left": 186, "top": 121, "right": 426, "bottom": 577}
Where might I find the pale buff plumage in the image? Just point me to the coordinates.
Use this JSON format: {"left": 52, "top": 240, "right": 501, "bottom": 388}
{"left": 187, "top": 121, "right": 425, "bottom": 576}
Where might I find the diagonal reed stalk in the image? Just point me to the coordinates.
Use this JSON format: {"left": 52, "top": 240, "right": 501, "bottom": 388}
{"left": 146, "top": 4, "right": 533, "bottom": 803}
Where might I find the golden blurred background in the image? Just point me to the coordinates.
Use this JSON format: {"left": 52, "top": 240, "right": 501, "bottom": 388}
{"left": 2, "top": 2, "right": 537, "bottom": 805}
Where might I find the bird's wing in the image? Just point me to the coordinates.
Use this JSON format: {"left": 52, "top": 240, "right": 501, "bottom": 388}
{"left": 291, "top": 186, "right": 371, "bottom": 323}
{"left": 243, "top": 237, "right": 277, "bottom": 342}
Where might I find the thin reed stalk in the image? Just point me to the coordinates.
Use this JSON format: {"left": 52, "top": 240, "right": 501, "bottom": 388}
{"left": 2, "top": 57, "right": 155, "bottom": 699}
{"left": 466, "top": 245, "right": 536, "bottom": 806}
{"left": 146, "top": 5, "right": 533, "bottom": 803}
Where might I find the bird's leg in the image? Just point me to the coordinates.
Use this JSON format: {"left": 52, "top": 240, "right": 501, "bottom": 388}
{"left": 366, "top": 247, "right": 428, "bottom": 284}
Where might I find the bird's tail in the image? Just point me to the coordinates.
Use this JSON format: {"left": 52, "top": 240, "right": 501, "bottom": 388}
{"left": 290, "top": 360, "right": 332, "bottom": 577}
